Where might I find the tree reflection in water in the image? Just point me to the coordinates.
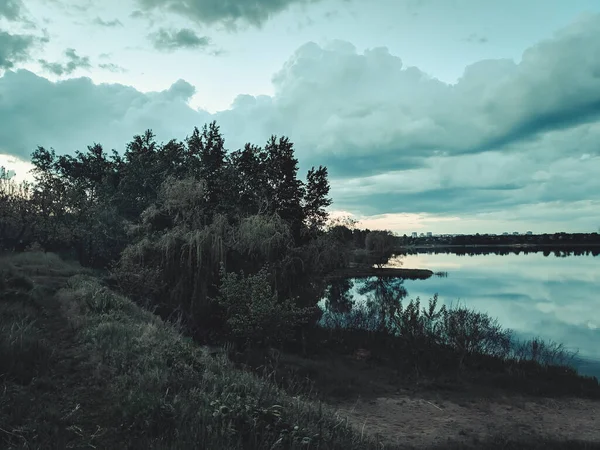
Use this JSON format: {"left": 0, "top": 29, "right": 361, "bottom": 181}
{"left": 322, "top": 276, "right": 409, "bottom": 331}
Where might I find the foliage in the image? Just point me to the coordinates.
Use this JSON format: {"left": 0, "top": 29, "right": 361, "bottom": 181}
{"left": 0, "top": 121, "right": 350, "bottom": 345}
{"left": 216, "top": 265, "right": 314, "bottom": 347}
{"left": 364, "top": 230, "right": 396, "bottom": 267}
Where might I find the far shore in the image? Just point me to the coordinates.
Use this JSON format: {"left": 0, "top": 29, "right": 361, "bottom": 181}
{"left": 397, "top": 242, "right": 600, "bottom": 250}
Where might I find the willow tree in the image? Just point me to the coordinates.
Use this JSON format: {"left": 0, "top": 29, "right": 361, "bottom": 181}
{"left": 115, "top": 176, "right": 232, "bottom": 332}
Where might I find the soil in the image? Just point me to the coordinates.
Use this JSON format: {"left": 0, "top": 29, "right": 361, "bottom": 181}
{"left": 333, "top": 386, "right": 600, "bottom": 448}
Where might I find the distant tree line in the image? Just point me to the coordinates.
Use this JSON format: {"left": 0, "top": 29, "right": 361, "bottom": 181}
{"left": 398, "top": 247, "right": 600, "bottom": 258}
{"left": 396, "top": 232, "right": 600, "bottom": 248}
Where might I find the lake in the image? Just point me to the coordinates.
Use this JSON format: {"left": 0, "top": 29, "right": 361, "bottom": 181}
{"left": 330, "top": 251, "right": 600, "bottom": 379}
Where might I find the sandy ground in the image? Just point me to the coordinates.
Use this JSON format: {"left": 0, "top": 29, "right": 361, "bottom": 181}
{"left": 334, "top": 390, "right": 600, "bottom": 447}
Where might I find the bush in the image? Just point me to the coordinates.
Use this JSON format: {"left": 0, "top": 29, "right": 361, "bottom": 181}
{"left": 216, "top": 265, "right": 315, "bottom": 347}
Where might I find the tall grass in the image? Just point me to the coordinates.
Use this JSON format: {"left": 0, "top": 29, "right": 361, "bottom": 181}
{"left": 318, "top": 293, "right": 599, "bottom": 396}
{"left": 54, "top": 275, "right": 388, "bottom": 449}
{"left": 0, "top": 258, "right": 52, "bottom": 385}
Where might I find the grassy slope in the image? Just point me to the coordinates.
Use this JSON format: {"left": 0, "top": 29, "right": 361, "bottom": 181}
{"left": 1, "top": 251, "right": 599, "bottom": 449}
{"left": 0, "top": 252, "right": 384, "bottom": 449}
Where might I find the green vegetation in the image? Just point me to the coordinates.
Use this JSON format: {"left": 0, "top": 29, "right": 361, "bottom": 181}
{"left": 1, "top": 252, "right": 387, "bottom": 449}
{"left": 1, "top": 122, "right": 599, "bottom": 448}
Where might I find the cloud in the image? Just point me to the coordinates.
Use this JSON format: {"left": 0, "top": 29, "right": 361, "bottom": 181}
{"left": 135, "top": 0, "right": 324, "bottom": 27}
{"left": 93, "top": 17, "right": 124, "bottom": 27}
{"left": 0, "top": 31, "right": 36, "bottom": 69}
{"left": 163, "top": 79, "right": 196, "bottom": 101}
{"left": 0, "top": 0, "right": 22, "bottom": 21}
{"left": 0, "top": 70, "right": 210, "bottom": 161}
{"left": 330, "top": 121, "right": 600, "bottom": 217}
{"left": 38, "top": 48, "right": 91, "bottom": 76}
{"left": 98, "top": 62, "right": 127, "bottom": 73}
{"left": 129, "top": 10, "right": 147, "bottom": 19}
{"left": 1, "top": 13, "right": 600, "bottom": 227}
{"left": 261, "top": 14, "right": 600, "bottom": 172}
{"left": 149, "top": 28, "right": 211, "bottom": 52}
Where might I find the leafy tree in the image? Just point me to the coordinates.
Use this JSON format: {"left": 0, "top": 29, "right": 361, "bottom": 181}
{"left": 186, "top": 122, "right": 228, "bottom": 216}
{"left": 116, "top": 130, "right": 161, "bottom": 220}
{"left": 264, "top": 136, "right": 305, "bottom": 243}
{"left": 365, "top": 230, "right": 396, "bottom": 268}
{"left": 0, "top": 167, "right": 35, "bottom": 251}
{"left": 303, "top": 165, "right": 332, "bottom": 238}
{"left": 229, "top": 143, "right": 270, "bottom": 217}
{"left": 29, "top": 147, "right": 73, "bottom": 251}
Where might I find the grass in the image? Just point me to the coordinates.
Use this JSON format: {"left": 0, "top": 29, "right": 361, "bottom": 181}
{"left": 0, "top": 252, "right": 388, "bottom": 449}
{"left": 312, "top": 295, "right": 600, "bottom": 400}
{"left": 1, "top": 251, "right": 599, "bottom": 449}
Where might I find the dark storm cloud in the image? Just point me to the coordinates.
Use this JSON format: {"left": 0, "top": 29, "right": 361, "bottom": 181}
{"left": 136, "top": 0, "right": 324, "bottom": 27}
{"left": 149, "top": 28, "right": 211, "bottom": 51}
{"left": 38, "top": 48, "right": 91, "bottom": 75}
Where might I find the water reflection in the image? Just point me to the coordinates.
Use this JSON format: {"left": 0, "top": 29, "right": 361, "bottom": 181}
{"left": 321, "top": 252, "right": 600, "bottom": 379}
{"left": 324, "top": 278, "right": 355, "bottom": 314}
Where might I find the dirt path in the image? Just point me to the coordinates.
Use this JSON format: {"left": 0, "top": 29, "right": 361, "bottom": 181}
{"left": 334, "top": 390, "right": 600, "bottom": 448}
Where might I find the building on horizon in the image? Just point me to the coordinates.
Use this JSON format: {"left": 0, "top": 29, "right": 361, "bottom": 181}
{"left": 526, "top": 231, "right": 533, "bottom": 235}
{"left": 411, "top": 232, "right": 418, "bottom": 238}
{"left": 426, "top": 232, "right": 433, "bottom": 237}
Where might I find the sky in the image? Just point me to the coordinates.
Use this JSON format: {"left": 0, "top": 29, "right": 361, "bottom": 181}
{"left": 1, "top": 0, "right": 600, "bottom": 235}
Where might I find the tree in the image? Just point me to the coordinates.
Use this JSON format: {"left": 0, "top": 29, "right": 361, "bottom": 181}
{"left": 303, "top": 166, "right": 332, "bottom": 237}
{"left": 115, "top": 130, "right": 163, "bottom": 221}
{"left": 229, "top": 143, "right": 270, "bottom": 217}
{"left": 185, "top": 121, "right": 230, "bottom": 218}
{"left": 365, "top": 230, "right": 396, "bottom": 268}
{"left": 29, "top": 146, "right": 72, "bottom": 251}
{"left": 264, "top": 136, "right": 305, "bottom": 243}
{"left": 0, "top": 167, "right": 35, "bottom": 251}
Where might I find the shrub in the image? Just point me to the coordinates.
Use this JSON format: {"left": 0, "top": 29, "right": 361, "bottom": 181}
{"left": 216, "top": 265, "right": 315, "bottom": 347}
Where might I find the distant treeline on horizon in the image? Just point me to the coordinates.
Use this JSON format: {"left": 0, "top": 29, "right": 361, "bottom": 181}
{"left": 396, "top": 247, "right": 600, "bottom": 258}
{"left": 396, "top": 232, "right": 600, "bottom": 249}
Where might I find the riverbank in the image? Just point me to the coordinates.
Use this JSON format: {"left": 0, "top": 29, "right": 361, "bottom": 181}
{"left": 2, "top": 252, "right": 599, "bottom": 449}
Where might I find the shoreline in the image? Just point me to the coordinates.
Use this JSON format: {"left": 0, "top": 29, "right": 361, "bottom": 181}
{"left": 397, "top": 243, "right": 600, "bottom": 250}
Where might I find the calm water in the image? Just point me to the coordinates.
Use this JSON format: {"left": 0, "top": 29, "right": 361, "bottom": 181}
{"left": 391, "top": 252, "right": 600, "bottom": 379}
{"left": 328, "top": 252, "right": 600, "bottom": 379}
